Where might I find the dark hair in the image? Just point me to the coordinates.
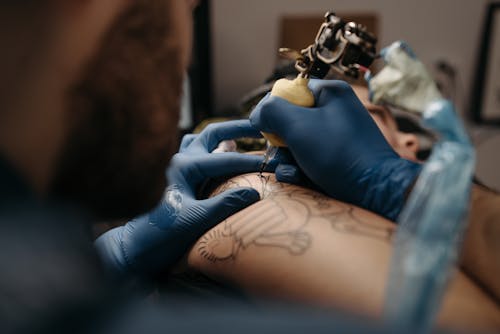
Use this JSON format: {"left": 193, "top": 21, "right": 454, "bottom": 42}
{"left": 50, "top": 0, "right": 185, "bottom": 219}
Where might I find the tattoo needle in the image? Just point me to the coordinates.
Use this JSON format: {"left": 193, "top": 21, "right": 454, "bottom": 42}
{"left": 259, "top": 145, "right": 279, "bottom": 177}
{"left": 258, "top": 74, "right": 315, "bottom": 177}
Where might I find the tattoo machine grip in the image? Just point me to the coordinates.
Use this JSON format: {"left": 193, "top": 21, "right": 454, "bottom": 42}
{"left": 261, "top": 76, "right": 315, "bottom": 147}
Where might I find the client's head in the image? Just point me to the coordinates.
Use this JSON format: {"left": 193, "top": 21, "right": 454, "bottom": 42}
{"left": 352, "top": 85, "right": 419, "bottom": 161}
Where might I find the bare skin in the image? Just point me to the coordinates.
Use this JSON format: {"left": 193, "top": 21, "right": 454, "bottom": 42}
{"left": 187, "top": 173, "right": 500, "bottom": 331}
{"left": 461, "top": 185, "right": 500, "bottom": 302}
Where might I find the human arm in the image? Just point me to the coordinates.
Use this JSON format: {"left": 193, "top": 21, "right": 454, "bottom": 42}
{"left": 460, "top": 184, "right": 500, "bottom": 302}
{"left": 187, "top": 173, "right": 500, "bottom": 331}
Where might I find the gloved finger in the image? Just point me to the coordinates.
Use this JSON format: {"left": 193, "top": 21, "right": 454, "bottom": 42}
{"left": 179, "top": 134, "right": 198, "bottom": 152}
{"left": 307, "top": 79, "right": 360, "bottom": 108}
{"left": 307, "top": 78, "right": 351, "bottom": 94}
{"left": 190, "top": 152, "right": 267, "bottom": 180}
{"left": 275, "top": 163, "right": 304, "bottom": 185}
{"left": 249, "top": 94, "right": 308, "bottom": 138}
{"left": 271, "top": 147, "right": 296, "bottom": 166}
{"left": 275, "top": 163, "right": 321, "bottom": 192}
{"left": 312, "top": 81, "right": 370, "bottom": 124}
{"left": 189, "top": 120, "right": 263, "bottom": 153}
{"left": 196, "top": 187, "right": 260, "bottom": 232}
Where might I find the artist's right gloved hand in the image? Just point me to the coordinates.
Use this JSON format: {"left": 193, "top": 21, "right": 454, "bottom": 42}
{"left": 250, "top": 79, "right": 422, "bottom": 221}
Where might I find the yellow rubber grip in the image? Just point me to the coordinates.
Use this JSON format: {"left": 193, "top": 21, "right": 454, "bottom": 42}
{"left": 262, "top": 76, "right": 315, "bottom": 147}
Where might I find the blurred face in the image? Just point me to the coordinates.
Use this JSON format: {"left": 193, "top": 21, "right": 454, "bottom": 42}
{"left": 50, "top": 0, "right": 194, "bottom": 220}
{"left": 352, "top": 85, "right": 419, "bottom": 161}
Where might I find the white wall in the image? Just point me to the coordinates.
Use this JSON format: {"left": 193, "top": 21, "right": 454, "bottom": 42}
{"left": 211, "top": 0, "right": 489, "bottom": 114}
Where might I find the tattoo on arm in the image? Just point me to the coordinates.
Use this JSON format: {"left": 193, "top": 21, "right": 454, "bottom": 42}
{"left": 198, "top": 173, "right": 394, "bottom": 262}
{"left": 198, "top": 197, "right": 312, "bottom": 262}
{"left": 286, "top": 188, "right": 394, "bottom": 242}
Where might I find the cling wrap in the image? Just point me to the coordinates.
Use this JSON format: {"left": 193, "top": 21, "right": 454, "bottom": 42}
{"left": 383, "top": 99, "right": 475, "bottom": 332}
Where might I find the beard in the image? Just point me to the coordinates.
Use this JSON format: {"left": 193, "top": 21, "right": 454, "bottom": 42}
{"left": 50, "top": 0, "right": 184, "bottom": 220}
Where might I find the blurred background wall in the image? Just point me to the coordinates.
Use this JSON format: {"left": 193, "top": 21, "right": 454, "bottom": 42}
{"left": 211, "top": 0, "right": 488, "bottom": 116}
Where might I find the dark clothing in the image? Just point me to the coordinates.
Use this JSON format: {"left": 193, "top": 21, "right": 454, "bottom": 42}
{"left": 0, "top": 157, "right": 404, "bottom": 334}
{"left": 0, "top": 158, "right": 112, "bottom": 333}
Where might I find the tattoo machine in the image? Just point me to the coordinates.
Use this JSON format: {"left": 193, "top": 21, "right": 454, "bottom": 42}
{"left": 260, "top": 11, "right": 378, "bottom": 173}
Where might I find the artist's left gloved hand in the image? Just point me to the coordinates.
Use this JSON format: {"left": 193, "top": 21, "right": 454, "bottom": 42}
{"left": 250, "top": 80, "right": 421, "bottom": 221}
{"left": 95, "top": 120, "right": 265, "bottom": 277}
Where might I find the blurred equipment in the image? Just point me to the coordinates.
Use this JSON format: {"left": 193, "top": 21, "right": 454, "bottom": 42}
{"left": 385, "top": 100, "right": 475, "bottom": 333}
{"left": 371, "top": 42, "right": 476, "bottom": 332}
{"left": 366, "top": 41, "right": 442, "bottom": 115}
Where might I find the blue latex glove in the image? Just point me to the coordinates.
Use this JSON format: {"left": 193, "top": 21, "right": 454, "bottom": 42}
{"left": 95, "top": 120, "right": 266, "bottom": 277}
{"left": 271, "top": 149, "right": 316, "bottom": 190}
{"left": 250, "top": 80, "right": 421, "bottom": 221}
